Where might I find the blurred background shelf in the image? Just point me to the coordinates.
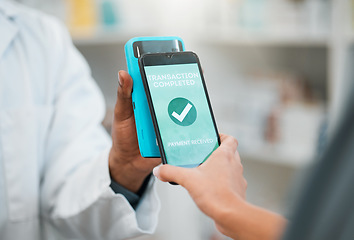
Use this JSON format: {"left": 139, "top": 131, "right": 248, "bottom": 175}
{"left": 71, "top": 28, "right": 330, "bottom": 48}
{"left": 199, "top": 28, "right": 329, "bottom": 47}
{"left": 71, "top": 29, "right": 133, "bottom": 45}
{"left": 71, "top": 26, "right": 155, "bottom": 46}
{"left": 203, "top": 34, "right": 329, "bottom": 47}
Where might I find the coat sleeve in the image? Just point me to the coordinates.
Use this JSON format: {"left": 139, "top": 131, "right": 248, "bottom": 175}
{"left": 39, "top": 16, "right": 160, "bottom": 240}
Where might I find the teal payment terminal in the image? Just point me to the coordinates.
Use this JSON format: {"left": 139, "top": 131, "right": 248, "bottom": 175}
{"left": 124, "top": 36, "right": 185, "bottom": 157}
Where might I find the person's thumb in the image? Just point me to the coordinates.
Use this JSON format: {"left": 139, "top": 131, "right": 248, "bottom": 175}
{"left": 153, "top": 165, "right": 192, "bottom": 186}
{"left": 114, "top": 70, "right": 134, "bottom": 122}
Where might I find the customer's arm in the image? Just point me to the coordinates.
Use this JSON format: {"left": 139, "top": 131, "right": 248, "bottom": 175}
{"left": 153, "top": 134, "right": 287, "bottom": 240}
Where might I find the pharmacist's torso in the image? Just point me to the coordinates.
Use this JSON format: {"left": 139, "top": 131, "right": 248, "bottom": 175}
{"left": 0, "top": 2, "right": 56, "bottom": 239}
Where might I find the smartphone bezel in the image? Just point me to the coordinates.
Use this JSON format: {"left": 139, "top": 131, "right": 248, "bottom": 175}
{"left": 139, "top": 51, "right": 220, "bottom": 166}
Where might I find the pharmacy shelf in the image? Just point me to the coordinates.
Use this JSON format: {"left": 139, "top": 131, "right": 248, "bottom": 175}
{"left": 71, "top": 26, "right": 154, "bottom": 46}
{"left": 72, "top": 31, "right": 127, "bottom": 45}
{"left": 199, "top": 29, "right": 329, "bottom": 48}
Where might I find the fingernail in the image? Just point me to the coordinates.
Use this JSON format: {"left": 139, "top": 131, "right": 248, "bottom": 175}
{"left": 153, "top": 166, "right": 160, "bottom": 177}
{"left": 118, "top": 71, "right": 123, "bottom": 88}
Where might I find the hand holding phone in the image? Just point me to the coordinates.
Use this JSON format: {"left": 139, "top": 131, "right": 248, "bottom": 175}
{"left": 139, "top": 52, "right": 220, "bottom": 167}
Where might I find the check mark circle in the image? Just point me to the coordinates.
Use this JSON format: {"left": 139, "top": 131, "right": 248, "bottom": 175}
{"left": 168, "top": 97, "right": 197, "bottom": 126}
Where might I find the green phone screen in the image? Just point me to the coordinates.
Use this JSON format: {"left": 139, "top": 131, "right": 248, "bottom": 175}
{"left": 144, "top": 63, "right": 219, "bottom": 167}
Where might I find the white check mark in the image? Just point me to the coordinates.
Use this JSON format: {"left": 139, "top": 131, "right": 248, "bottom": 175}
{"left": 172, "top": 103, "right": 193, "bottom": 122}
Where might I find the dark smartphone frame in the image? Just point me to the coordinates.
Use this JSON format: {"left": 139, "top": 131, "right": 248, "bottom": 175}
{"left": 138, "top": 51, "right": 221, "bottom": 166}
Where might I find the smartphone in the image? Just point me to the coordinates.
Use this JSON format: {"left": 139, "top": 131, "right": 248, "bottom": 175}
{"left": 139, "top": 51, "right": 220, "bottom": 167}
{"left": 125, "top": 37, "right": 185, "bottom": 158}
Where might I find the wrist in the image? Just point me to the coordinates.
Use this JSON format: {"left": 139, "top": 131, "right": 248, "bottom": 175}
{"left": 108, "top": 149, "right": 150, "bottom": 193}
{"left": 214, "top": 193, "right": 247, "bottom": 225}
{"left": 211, "top": 193, "right": 248, "bottom": 238}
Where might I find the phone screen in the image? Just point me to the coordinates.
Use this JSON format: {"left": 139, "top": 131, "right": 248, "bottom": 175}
{"left": 141, "top": 52, "right": 219, "bottom": 167}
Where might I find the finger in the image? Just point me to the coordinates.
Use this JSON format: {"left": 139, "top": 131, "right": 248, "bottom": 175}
{"left": 153, "top": 165, "right": 192, "bottom": 186}
{"left": 114, "top": 70, "right": 134, "bottom": 122}
{"left": 219, "top": 133, "right": 227, "bottom": 141}
{"left": 219, "top": 135, "right": 238, "bottom": 153}
{"left": 199, "top": 134, "right": 238, "bottom": 168}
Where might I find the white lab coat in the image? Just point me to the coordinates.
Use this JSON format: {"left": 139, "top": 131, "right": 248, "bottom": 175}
{"left": 0, "top": 1, "right": 160, "bottom": 239}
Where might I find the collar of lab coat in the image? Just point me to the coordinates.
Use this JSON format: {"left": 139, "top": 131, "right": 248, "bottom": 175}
{"left": 0, "top": 1, "right": 19, "bottom": 58}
